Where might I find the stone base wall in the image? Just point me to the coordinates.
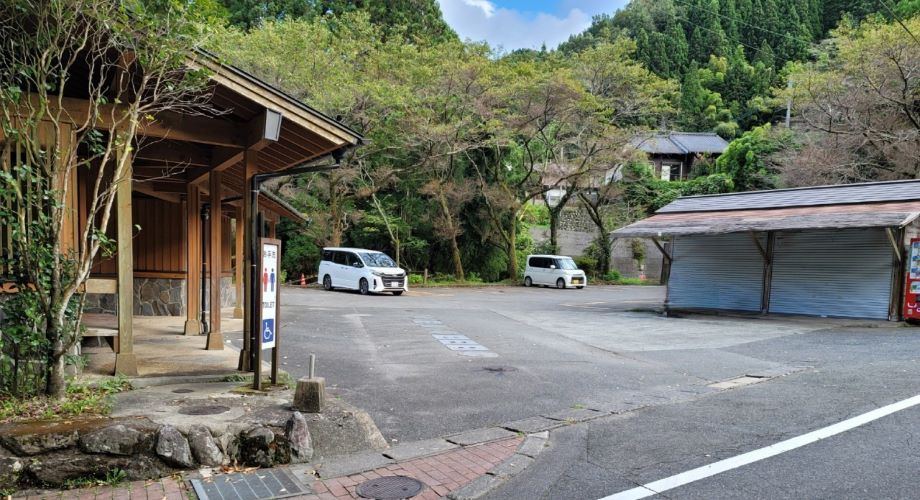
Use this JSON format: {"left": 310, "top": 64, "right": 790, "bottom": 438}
{"left": 0, "top": 412, "right": 312, "bottom": 490}
{"left": 529, "top": 228, "right": 663, "bottom": 280}
{"left": 84, "top": 276, "right": 238, "bottom": 317}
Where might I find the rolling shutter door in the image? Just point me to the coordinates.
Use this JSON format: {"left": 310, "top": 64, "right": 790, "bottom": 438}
{"left": 769, "top": 229, "right": 892, "bottom": 319}
{"left": 668, "top": 233, "right": 765, "bottom": 312}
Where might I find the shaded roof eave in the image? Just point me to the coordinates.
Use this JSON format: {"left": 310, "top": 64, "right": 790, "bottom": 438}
{"left": 188, "top": 49, "right": 363, "bottom": 148}
{"left": 259, "top": 188, "right": 308, "bottom": 224}
{"left": 613, "top": 202, "right": 920, "bottom": 238}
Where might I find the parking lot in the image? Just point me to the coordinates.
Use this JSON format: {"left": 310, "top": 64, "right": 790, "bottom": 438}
{"left": 231, "top": 285, "right": 874, "bottom": 437}
{"left": 224, "top": 284, "right": 920, "bottom": 499}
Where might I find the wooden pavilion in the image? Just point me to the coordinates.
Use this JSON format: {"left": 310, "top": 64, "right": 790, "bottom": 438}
{"left": 3, "top": 52, "right": 361, "bottom": 376}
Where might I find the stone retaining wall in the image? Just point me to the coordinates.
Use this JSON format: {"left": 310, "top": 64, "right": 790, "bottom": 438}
{"left": 84, "top": 277, "right": 237, "bottom": 317}
{"left": 0, "top": 412, "right": 312, "bottom": 490}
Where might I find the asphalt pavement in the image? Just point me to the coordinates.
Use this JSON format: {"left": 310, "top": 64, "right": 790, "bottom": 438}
{"left": 227, "top": 285, "right": 920, "bottom": 499}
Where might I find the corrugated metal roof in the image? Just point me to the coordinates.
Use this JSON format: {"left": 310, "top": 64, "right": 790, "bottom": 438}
{"left": 612, "top": 201, "right": 920, "bottom": 237}
{"left": 658, "top": 180, "right": 920, "bottom": 214}
{"left": 669, "top": 133, "right": 729, "bottom": 154}
{"left": 631, "top": 132, "right": 728, "bottom": 155}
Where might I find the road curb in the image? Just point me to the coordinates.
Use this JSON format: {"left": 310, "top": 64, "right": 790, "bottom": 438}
{"left": 446, "top": 431, "right": 549, "bottom": 500}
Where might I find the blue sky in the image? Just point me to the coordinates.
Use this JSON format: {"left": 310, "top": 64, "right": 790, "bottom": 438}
{"left": 437, "top": 0, "right": 629, "bottom": 52}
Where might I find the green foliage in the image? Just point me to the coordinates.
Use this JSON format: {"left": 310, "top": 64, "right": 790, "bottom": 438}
{"left": 716, "top": 124, "right": 792, "bottom": 191}
{"left": 215, "top": 0, "right": 457, "bottom": 43}
{"left": 0, "top": 376, "right": 132, "bottom": 423}
{"left": 522, "top": 203, "right": 550, "bottom": 227}
{"left": 574, "top": 255, "right": 599, "bottom": 277}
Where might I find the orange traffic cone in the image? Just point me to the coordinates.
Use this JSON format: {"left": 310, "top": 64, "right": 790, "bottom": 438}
{"left": 300, "top": 273, "right": 306, "bottom": 288}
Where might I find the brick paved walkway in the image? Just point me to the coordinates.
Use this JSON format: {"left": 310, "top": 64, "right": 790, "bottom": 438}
{"left": 305, "top": 437, "right": 523, "bottom": 500}
{"left": 15, "top": 437, "right": 522, "bottom": 500}
{"left": 16, "top": 477, "right": 187, "bottom": 500}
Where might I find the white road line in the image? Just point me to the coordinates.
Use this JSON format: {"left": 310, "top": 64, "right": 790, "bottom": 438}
{"left": 600, "top": 394, "right": 920, "bottom": 500}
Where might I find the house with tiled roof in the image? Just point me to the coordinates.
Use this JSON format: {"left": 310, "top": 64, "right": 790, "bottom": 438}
{"left": 631, "top": 132, "right": 729, "bottom": 181}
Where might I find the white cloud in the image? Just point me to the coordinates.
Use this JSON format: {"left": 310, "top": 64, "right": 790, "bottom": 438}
{"left": 462, "top": 0, "right": 497, "bottom": 18}
{"left": 439, "top": 0, "right": 595, "bottom": 52}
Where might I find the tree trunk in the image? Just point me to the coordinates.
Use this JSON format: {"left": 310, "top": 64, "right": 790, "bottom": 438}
{"left": 549, "top": 207, "right": 560, "bottom": 255}
{"left": 437, "top": 190, "right": 464, "bottom": 281}
{"left": 507, "top": 222, "right": 518, "bottom": 283}
{"left": 46, "top": 327, "right": 66, "bottom": 399}
{"left": 596, "top": 227, "right": 612, "bottom": 275}
{"left": 329, "top": 182, "right": 343, "bottom": 247}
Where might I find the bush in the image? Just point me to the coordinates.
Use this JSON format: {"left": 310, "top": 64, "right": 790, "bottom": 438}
{"left": 574, "top": 255, "right": 598, "bottom": 277}
{"left": 603, "top": 270, "right": 622, "bottom": 282}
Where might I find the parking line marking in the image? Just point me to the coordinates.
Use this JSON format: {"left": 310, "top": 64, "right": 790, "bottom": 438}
{"left": 599, "top": 394, "right": 920, "bottom": 500}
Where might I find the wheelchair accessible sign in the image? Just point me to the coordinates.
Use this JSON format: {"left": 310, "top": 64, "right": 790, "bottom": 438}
{"left": 261, "top": 239, "right": 280, "bottom": 350}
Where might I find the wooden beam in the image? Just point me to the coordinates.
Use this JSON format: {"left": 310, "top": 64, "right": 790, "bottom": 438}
{"left": 26, "top": 94, "right": 244, "bottom": 147}
{"left": 651, "top": 238, "right": 672, "bottom": 263}
{"left": 134, "top": 141, "right": 211, "bottom": 166}
{"left": 132, "top": 182, "right": 182, "bottom": 204}
{"left": 234, "top": 206, "right": 244, "bottom": 319}
{"left": 184, "top": 184, "right": 202, "bottom": 336}
{"left": 886, "top": 227, "right": 903, "bottom": 262}
{"left": 189, "top": 111, "right": 282, "bottom": 186}
{"left": 750, "top": 232, "right": 769, "bottom": 263}
{"left": 207, "top": 170, "right": 224, "bottom": 350}
{"left": 114, "top": 142, "right": 138, "bottom": 376}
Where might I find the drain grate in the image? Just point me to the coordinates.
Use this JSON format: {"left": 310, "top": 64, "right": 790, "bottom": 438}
{"left": 356, "top": 476, "right": 425, "bottom": 499}
{"left": 178, "top": 404, "right": 231, "bottom": 415}
{"left": 191, "top": 469, "right": 307, "bottom": 499}
{"left": 172, "top": 388, "right": 194, "bottom": 394}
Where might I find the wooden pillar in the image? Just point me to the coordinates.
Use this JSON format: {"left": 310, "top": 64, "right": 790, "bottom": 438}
{"left": 184, "top": 184, "right": 202, "bottom": 335}
{"left": 114, "top": 145, "right": 137, "bottom": 376}
{"left": 233, "top": 206, "right": 244, "bottom": 319}
{"left": 207, "top": 171, "right": 224, "bottom": 350}
{"left": 238, "top": 150, "right": 257, "bottom": 371}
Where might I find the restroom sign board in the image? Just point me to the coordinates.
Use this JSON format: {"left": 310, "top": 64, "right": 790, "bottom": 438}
{"left": 260, "top": 239, "right": 281, "bottom": 350}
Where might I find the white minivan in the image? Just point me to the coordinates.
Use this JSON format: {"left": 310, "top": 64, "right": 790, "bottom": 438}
{"left": 524, "top": 254, "right": 587, "bottom": 289}
{"left": 319, "top": 247, "right": 408, "bottom": 295}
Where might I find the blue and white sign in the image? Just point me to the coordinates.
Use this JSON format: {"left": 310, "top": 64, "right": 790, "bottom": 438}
{"left": 261, "top": 241, "right": 280, "bottom": 350}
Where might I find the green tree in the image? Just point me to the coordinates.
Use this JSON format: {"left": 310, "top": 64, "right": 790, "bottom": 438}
{"left": 715, "top": 124, "right": 792, "bottom": 191}
{"left": 0, "top": 0, "right": 211, "bottom": 398}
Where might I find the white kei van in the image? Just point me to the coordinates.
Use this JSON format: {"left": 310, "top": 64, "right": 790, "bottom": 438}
{"left": 319, "top": 247, "right": 408, "bottom": 295}
{"left": 524, "top": 254, "right": 587, "bottom": 289}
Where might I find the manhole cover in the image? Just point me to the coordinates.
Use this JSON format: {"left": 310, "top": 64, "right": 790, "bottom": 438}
{"left": 178, "top": 404, "right": 230, "bottom": 415}
{"left": 356, "top": 476, "right": 425, "bottom": 499}
{"left": 483, "top": 366, "right": 516, "bottom": 373}
{"left": 172, "top": 388, "right": 194, "bottom": 394}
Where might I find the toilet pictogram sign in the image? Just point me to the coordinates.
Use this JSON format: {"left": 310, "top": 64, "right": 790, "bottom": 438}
{"left": 260, "top": 240, "right": 280, "bottom": 350}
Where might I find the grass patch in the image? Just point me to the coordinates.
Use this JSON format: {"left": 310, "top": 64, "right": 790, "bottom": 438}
{"left": 0, "top": 375, "right": 132, "bottom": 423}
{"left": 63, "top": 468, "right": 127, "bottom": 489}
{"left": 222, "top": 371, "right": 295, "bottom": 389}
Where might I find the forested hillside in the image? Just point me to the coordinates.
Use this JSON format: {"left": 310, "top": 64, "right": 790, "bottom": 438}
{"left": 201, "top": 0, "right": 920, "bottom": 282}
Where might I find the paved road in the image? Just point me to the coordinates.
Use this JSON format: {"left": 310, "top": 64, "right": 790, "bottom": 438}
{"left": 229, "top": 285, "right": 920, "bottom": 498}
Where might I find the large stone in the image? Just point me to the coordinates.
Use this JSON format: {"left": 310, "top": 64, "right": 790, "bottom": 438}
{"left": 78, "top": 423, "right": 156, "bottom": 456}
{"left": 239, "top": 426, "right": 289, "bottom": 468}
{"left": 26, "top": 450, "right": 172, "bottom": 487}
{"left": 156, "top": 425, "right": 194, "bottom": 468}
{"left": 285, "top": 412, "right": 313, "bottom": 464}
{"left": 0, "top": 420, "right": 88, "bottom": 456}
{"left": 0, "top": 456, "right": 24, "bottom": 491}
{"left": 188, "top": 425, "right": 223, "bottom": 467}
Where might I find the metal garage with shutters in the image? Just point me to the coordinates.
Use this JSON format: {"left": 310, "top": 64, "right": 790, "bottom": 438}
{"left": 613, "top": 180, "right": 920, "bottom": 321}
{"left": 668, "top": 233, "right": 765, "bottom": 312}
